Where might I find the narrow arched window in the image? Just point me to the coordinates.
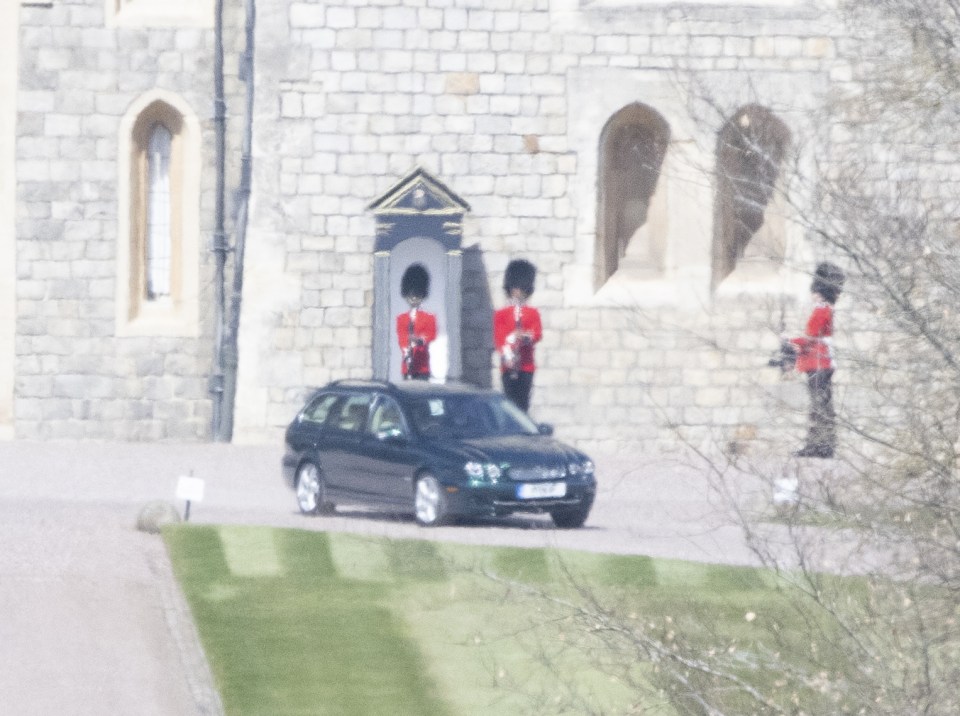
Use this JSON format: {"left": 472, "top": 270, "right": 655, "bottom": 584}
{"left": 596, "top": 103, "right": 671, "bottom": 289}
{"left": 712, "top": 105, "right": 791, "bottom": 288}
{"left": 146, "top": 123, "right": 172, "bottom": 300}
{"left": 117, "top": 90, "right": 200, "bottom": 337}
{"left": 129, "top": 102, "right": 183, "bottom": 319}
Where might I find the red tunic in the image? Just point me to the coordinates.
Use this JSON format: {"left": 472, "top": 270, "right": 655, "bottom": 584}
{"left": 790, "top": 303, "right": 834, "bottom": 373}
{"left": 493, "top": 304, "right": 542, "bottom": 373}
{"left": 396, "top": 309, "right": 437, "bottom": 377}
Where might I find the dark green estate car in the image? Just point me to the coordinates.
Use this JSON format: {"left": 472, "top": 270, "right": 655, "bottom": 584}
{"left": 282, "top": 380, "right": 597, "bottom": 528}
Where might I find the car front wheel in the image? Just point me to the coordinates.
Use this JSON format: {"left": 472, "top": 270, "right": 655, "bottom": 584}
{"left": 549, "top": 502, "right": 591, "bottom": 529}
{"left": 296, "top": 462, "right": 334, "bottom": 515}
{"left": 414, "top": 474, "right": 449, "bottom": 527}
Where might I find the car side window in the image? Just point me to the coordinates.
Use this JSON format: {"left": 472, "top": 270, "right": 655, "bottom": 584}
{"left": 369, "top": 397, "right": 407, "bottom": 439}
{"left": 409, "top": 399, "right": 443, "bottom": 436}
{"left": 301, "top": 393, "right": 338, "bottom": 424}
{"left": 331, "top": 394, "right": 372, "bottom": 433}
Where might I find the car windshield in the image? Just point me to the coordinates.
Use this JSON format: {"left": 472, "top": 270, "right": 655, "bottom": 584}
{"left": 407, "top": 394, "right": 540, "bottom": 439}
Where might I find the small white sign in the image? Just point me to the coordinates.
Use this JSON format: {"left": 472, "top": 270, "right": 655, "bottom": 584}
{"left": 176, "top": 476, "right": 205, "bottom": 503}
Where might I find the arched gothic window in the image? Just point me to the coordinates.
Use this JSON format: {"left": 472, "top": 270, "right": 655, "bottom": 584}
{"left": 146, "top": 123, "right": 173, "bottom": 300}
{"left": 596, "top": 103, "right": 671, "bottom": 288}
{"left": 117, "top": 91, "right": 200, "bottom": 337}
{"left": 712, "top": 105, "right": 791, "bottom": 288}
{"left": 131, "top": 104, "right": 183, "bottom": 315}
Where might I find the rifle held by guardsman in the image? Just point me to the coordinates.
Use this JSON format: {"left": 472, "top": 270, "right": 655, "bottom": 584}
{"left": 403, "top": 308, "right": 417, "bottom": 378}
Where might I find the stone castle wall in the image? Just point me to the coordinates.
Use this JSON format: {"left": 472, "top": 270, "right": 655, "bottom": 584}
{"left": 13, "top": 0, "right": 246, "bottom": 439}
{"left": 232, "top": 0, "right": 843, "bottom": 454}
{"left": 9, "top": 0, "right": 862, "bottom": 454}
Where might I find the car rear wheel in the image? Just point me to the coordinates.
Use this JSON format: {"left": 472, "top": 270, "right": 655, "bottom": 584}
{"left": 414, "top": 474, "right": 449, "bottom": 527}
{"left": 549, "top": 502, "right": 591, "bottom": 529}
{"left": 296, "top": 462, "right": 334, "bottom": 515}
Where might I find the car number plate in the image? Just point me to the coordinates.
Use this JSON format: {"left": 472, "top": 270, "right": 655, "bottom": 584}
{"left": 516, "top": 481, "right": 567, "bottom": 499}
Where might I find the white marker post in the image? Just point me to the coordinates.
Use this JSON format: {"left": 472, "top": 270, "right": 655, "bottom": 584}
{"left": 176, "top": 472, "right": 206, "bottom": 521}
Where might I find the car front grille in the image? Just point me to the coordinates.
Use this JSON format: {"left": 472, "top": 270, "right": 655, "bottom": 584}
{"left": 507, "top": 465, "right": 566, "bottom": 481}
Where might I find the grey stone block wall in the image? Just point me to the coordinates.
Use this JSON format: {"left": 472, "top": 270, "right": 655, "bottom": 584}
{"left": 233, "top": 0, "right": 843, "bottom": 454}
{"left": 13, "top": 0, "right": 902, "bottom": 457}
{"left": 13, "top": 1, "right": 246, "bottom": 440}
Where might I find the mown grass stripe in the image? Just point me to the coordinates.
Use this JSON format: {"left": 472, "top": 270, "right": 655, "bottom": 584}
{"left": 219, "top": 525, "right": 283, "bottom": 577}
{"left": 166, "top": 526, "right": 853, "bottom": 715}
{"left": 166, "top": 526, "right": 453, "bottom": 716}
{"left": 327, "top": 532, "right": 393, "bottom": 583}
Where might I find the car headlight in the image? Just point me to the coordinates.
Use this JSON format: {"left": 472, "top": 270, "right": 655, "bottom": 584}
{"left": 568, "top": 460, "right": 595, "bottom": 478}
{"left": 464, "top": 461, "right": 502, "bottom": 483}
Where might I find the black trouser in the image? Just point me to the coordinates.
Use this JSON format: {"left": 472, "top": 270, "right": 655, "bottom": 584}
{"left": 802, "top": 369, "right": 835, "bottom": 456}
{"left": 502, "top": 371, "right": 533, "bottom": 412}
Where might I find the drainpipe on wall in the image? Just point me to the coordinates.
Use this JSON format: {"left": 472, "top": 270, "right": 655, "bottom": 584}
{"left": 210, "top": 0, "right": 228, "bottom": 440}
{"left": 218, "top": 0, "right": 256, "bottom": 441}
{"left": 212, "top": 0, "right": 256, "bottom": 442}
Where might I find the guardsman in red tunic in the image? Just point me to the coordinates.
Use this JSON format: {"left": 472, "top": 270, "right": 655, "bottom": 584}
{"left": 493, "top": 259, "right": 542, "bottom": 412}
{"left": 786, "top": 262, "right": 844, "bottom": 458}
{"left": 396, "top": 264, "right": 437, "bottom": 380}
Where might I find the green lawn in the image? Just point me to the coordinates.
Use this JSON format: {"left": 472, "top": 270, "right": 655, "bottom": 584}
{"left": 164, "top": 525, "right": 839, "bottom": 715}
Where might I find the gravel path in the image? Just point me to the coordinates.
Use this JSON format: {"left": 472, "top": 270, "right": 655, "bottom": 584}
{"left": 0, "top": 440, "right": 777, "bottom": 714}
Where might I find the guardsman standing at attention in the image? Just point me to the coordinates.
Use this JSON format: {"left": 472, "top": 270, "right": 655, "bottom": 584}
{"left": 786, "top": 261, "right": 845, "bottom": 458}
{"left": 494, "top": 259, "right": 542, "bottom": 412}
{"left": 396, "top": 264, "right": 437, "bottom": 380}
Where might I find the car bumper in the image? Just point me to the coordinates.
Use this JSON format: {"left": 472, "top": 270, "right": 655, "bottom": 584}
{"left": 444, "top": 479, "right": 596, "bottom": 517}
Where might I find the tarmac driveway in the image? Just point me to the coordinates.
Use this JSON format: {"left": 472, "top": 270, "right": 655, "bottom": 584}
{"left": 0, "top": 439, "right": 768, "bottom": 715}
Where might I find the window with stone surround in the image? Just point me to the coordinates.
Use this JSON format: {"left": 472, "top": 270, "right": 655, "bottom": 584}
{"left": 105, "top": 0, "right": 213, "bottom": 28}
{"left": 712, "top": 104, "right": 791, "bottom": 288}
{"left": 116, "top": 91, "right": 200, "bottom": 337}
{"left": 596, "top": 103, "right": 671, "bottom": 288}
{"left": 144, "top": 123, "right": 174, "bottom": 300}
{"left": 133, "top": 105, "right": 180, "bottom": 313}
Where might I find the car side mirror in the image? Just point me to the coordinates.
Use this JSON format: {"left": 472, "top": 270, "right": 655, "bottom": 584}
{"left": 537, "top": 423, "right": 554, "bottom": 436}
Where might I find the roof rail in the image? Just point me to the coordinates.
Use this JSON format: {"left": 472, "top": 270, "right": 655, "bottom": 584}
{"left": 328, "top": 378, "right": 395, "bottom": 391}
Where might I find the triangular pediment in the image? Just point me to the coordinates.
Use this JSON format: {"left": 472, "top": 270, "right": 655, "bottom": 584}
{"left": 368, "top": 167, "right": 470, "bottom": 216}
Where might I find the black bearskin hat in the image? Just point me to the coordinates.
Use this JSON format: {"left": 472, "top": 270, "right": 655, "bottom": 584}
{"left": 400, "top": 263, "right": 430, "bottom": 299}
{"left": 811, "top": 262, "right": 844, "bottom": 305}
{"left": 503, "top": 259, "right": 536, "bottom": 297}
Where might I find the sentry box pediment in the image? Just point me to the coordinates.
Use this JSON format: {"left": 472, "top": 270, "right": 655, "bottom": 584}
{"left": 368, "top": 167, "right": 471, "bottom": 252}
